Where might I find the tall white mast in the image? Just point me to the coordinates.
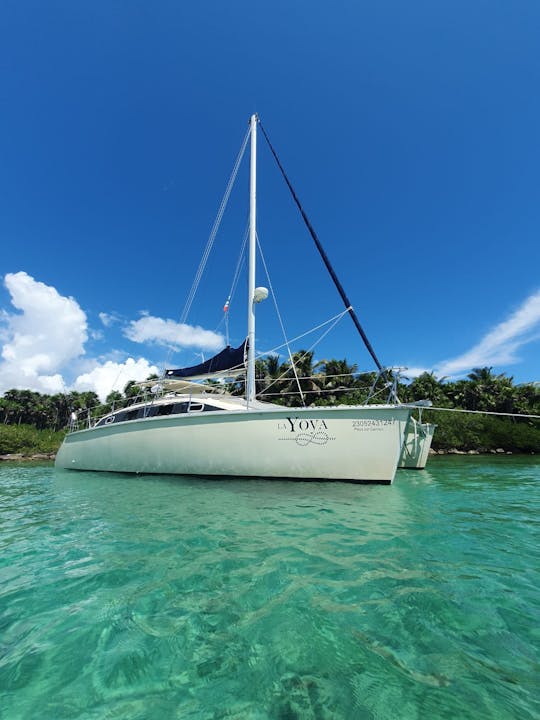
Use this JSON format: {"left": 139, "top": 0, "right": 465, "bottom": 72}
{"left": 246, "top": 113, "right": 257, "bottom": 407}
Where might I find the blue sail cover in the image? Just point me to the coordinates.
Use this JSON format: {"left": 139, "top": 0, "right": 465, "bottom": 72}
{"left": 165, "top": 340, "right": 247, "bottom": 379}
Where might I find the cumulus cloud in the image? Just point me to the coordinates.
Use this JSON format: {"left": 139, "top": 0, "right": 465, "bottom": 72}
{"left": 0, "top": 272, "right": 227, "bottom": 400}
{"left": 125, "top": 314, "right": 223, "bottom": 351}
{"left": 434, "top": 289, "right": 540, "bottom": 377}
{"left": 73, "top": 357, "right": 159, "bottom": 401}
{"left": 0, "top": 272, "right": 88, "bottom": 394}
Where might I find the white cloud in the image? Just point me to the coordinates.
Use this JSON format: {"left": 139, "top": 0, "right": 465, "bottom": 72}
{"left": 434, "top": 289, "right": 540, "bottom": 377}
{"left": 0, "top": 272, "right": 88, "bottom": 394}
{"left": 0, "top": 272, "right": 226, "bottom": 401}
{"left": 99, "top": 311, "right": 121, "bottom": 327}
{"left": 73, "top": 357, "right": 159, "bottom": 401}
{"left": 125, "top": 314, "right": 223, "bottom": 351}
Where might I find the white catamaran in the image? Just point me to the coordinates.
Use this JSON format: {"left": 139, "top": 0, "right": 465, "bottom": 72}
{"left": 55, "top": 115, "right": 418, "bottom": 483}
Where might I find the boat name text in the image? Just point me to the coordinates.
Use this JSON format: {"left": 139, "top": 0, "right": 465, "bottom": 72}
{"left": 277, "top": 417, "right": 334, "bottom": 446}
{"left": 277, "top": 417, "right": 328, "bottom": 433}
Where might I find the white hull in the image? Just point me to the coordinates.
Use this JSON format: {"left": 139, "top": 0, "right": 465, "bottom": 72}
{"left": 398, "top": 419, "right": 436, "bottom": 469}
{"left": 55, "top": 405, "right": 411, "bottom": 483}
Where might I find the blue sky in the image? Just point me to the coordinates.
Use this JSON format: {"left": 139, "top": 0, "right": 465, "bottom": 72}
{"left": 1, "top": 1, "right": 539, "bottom": 399}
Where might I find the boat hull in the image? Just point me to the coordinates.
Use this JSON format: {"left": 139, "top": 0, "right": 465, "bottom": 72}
{"left": 55, "top": 405, "right": 410, "bottom": 483}
{"left": 398, "top": 419, "right": 436, "bottom": 469}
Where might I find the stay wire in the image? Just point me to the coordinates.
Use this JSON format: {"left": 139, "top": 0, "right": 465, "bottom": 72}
{"left": 213, "top": 217, "right": 250, "bottom": 343}
{"left": 257, "top": 308, "right": 351, "bottom": 358}
{"left": 256, "top": 232, "right": 306, "bottom": 405}
{"left": 161, "top": 126, "right": 250, "bottom": 375}
{"left": 258, "top": 303, "right": 350, "bottom": 401}
{"left": 257, "top": 118, "right": 386, "bottom": 375}
{"left": 180, "top": 125, "right": 251, "bottom": 326}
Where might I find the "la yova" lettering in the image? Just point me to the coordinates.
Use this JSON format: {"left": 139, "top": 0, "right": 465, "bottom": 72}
{"left": 286, "top": 417, "right": 328, "bottom": 433}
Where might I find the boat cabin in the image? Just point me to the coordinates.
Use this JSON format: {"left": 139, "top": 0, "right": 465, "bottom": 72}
{"left": 91, "top": 392, "right": 278, "bottom": 429}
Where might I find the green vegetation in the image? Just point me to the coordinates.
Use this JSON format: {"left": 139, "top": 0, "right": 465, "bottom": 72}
{"left": 419, "top": 412, "right": 539, "bottom": 453}
{"left": 0, "top": 424, "right": 65, "bottom": 456}
{"left": 0, "top": 362, "right": 538, "bottom": 456}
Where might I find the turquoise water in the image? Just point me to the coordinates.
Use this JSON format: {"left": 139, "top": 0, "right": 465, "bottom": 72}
{"left": 1, "top": 458, "right": 538, "bottom": 720}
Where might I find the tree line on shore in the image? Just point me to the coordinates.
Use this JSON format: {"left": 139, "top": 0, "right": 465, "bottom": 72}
{"left": 0, "top": 355, "right": 538, "bottom": 453}
{"left": 250, "top": 354, "right": 539, "bottom": 415}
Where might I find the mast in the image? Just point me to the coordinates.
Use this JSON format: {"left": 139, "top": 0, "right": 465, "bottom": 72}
{"left": 246, "top": 113, "right": 257, "bottom": 407}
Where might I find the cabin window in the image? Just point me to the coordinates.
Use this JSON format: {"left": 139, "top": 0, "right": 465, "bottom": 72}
{"left": 156, "top": 404, "right": 174, "bottom": 416}
{"left": 145, "top": 402, "right": 189, "bottom": 417}
{"left": 96, "top": 400, "right": 200, "bottom": 426}
{"left": 96, "top": 409, "right": 134, "bottom": 426}
{"left": 97, "top": 410, "right": 127, "bottom": 425}
{"left": 202, "top": 404, "right": 219, "bottom": 412}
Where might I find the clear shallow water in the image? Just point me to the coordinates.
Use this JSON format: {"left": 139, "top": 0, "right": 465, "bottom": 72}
{"left": 0, "top": 458, "right": 538, "bottom": 720}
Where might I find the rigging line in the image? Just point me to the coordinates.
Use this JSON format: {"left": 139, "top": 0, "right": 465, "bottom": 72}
{"left": 233, "top": 370, "right": 380, "bottom": 384}
{"left": 248, "top": 371, "right": 370, "bottom": 382}
{"left": 259, "top": 387, "right": 369, "bottom": 398}
{"left": 365, "top": 384, "right": 388, "bottom": 402}
{"left": 161, "top": 126, "right": 250, "bottom": 376}
{"left": 227, "top": 220, "right": 250, "bottom": 310}
{"left": 180, "top": 125, "right": 251, "bottom": 326}
{"left": 257, "top": 232, "right": 305, "bottom": 405}
{"left": 422, "top": 406, "right": 540, "bottom": 420}
{"left": 260, "top": 307, "right": 349, "bottom": 399}
{"left": 256, "top": 308, "right": 351, "bottom": 357}
{"left": 214, "top": 219, "right": 250, "bottom": 341}
{"left": 257, "top": 118, "right": 386, "bottom": 374}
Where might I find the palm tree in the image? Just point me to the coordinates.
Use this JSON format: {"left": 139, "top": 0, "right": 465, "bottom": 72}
{"left": 465, "top": 367, "right": 507, "bottom": 411}
{"left": 123, "top": 381, "right": 142, "bottom": 407}
{"left": 254, "top": 354, "right": 287, "bottom": 403}
{"left": 318, "top": 358, "right": 358, "bottom": 404}
{"left": 103, "top": 391, "right": 124, "bottom": 415}
{"left": 276, "top": 350, "right": 326, "bottom": 406}
{"left": 408, "top": 372, "right": 448, "bottom": 406}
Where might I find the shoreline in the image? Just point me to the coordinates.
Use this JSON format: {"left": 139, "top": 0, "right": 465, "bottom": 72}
{"left": 430, "top": 448, "right": 536, "bottom": 457}
{"left": 0, "top": 453, "right": 56, "bottom": 462}
{"left": 0, "top": 449, "right": 536, "bottom": 463}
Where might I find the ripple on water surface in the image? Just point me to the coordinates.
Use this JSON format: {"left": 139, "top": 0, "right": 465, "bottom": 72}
{"left": 0, "top": 457, "right": 539, "bottom": 719}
